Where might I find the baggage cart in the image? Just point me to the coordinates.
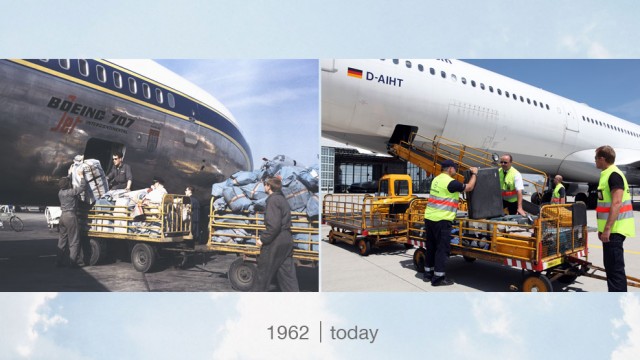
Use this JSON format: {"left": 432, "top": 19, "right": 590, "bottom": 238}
{"left": 407, "top": 200, "right": 592, "bottom": 291}
{"left": 322, "top": 193, "right": 412, "bottom": 256}
{"left": 201, "top": 198, "right": 319, "bottom": 291}
{"left": 85, "top": 194, "right": 192, "bottom": 273}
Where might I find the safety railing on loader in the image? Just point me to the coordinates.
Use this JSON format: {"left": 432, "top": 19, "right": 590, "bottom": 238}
{"left": 206, "top": 197, "right": 319, "bottom": 291}
{"left": 388, "top": 127, "right": 548, "bottom": 196}
{"left": 406, "top": 199, "right": 589, "bottom": 292}
{"left": 85, "top": 194, "right": 193, "bottom": 273}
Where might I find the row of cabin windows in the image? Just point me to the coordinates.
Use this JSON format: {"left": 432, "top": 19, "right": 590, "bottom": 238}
{"left": 388, "top": 59, "right": 551, "bottom": 111}
{"left": 44, "top": 59, "right": 176, "bottom": 109}
{"left": 582, "top": 115, "right": 640, "bottom": 138}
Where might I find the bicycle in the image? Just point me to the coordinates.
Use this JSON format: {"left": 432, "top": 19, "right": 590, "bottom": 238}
{"left": 0, "top": 205, "right": 24, "bottom": 232}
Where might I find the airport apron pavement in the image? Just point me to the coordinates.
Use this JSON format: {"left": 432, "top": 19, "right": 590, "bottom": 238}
{"left": 321, "top": 208, "right": 640, "bottom": 292}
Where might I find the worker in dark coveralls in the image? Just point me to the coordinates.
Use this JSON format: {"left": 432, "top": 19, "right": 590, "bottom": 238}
{"left": 424, "top": 160, "right": 478, "bottom": 286}
{"left": 185, "top": 186, "right": 201, "bottom": 243}
{"left": 107, "top": 151, "right": 132, "bottom": 191}
{"left": 56, "top": 170, "right": 87, "bottom": 268}
{"left": 595, "top": 145, "right": 635, "bottom": 292}
{"left": 255, "top": 176, "right": 299, "bottom": 292}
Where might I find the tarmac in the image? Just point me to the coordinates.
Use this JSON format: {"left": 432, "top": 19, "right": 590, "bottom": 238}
{"left": 0, "top": 212, "right": 318, "bottom": 292}
{"left": 320, "top": 200, "right": 640, "bottom": 292}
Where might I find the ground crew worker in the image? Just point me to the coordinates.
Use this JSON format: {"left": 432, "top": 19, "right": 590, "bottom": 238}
{"left": 56, "top": 170, "right": 87, "bottom": 268}
{"left": 256, "top": 176, "right": 299, "bottom": 291}
{"left": 499, "top": 154, "right": 526, "bottom": 216}
{"left": 107, "top": 151, "right": 132, "bottom": 191}
{"left": 424, "top": 160, "right": 478, "bottom": 286}
{"left": 185, "top": 186, "right": 201, "bottom": 244}
{"left": 551, "top": 175, "right": 566, "bottom": 204}
{"left": 595, "top": 145, "right": 635, "bottom": 292}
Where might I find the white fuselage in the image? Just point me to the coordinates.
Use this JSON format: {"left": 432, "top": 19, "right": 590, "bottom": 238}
{"left": 321, "top": 59, "right": 640, "bottom": 184}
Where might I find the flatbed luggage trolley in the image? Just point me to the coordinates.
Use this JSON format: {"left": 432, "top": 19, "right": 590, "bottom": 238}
{"left": 407, "top": 199, "right": 590, "bottom": 292}
{"left": 322, "top": 193, "right": 412, "bottom": 256}
{"left": 205, "top": 199, "right": 319, "bottom": 291}
{"left": 85, "top": 194, "right": 193, "bottom": 273}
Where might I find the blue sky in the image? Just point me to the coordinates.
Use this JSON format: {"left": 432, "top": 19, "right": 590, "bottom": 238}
{"left": 155, "top": 59, "right": 319, "bottom": 168}
{"left": 1, "top": 293, "right": 638, "bottom": 359}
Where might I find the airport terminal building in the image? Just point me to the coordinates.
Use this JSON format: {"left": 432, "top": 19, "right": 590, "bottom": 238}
{"left": 320, "top": 146, "right": 429, "bottom": 194}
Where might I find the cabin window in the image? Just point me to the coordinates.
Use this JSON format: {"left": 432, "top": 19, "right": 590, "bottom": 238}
{"left": 430, "top": 68, "right": 435, "bottom": 75}
{"left": 497, "top": 88, "right": 502, "bottom": 95}
{"left": 128, "top": 77, "right": 137, "bottom": 94}
{"left": 59, "top": 59, "right": 70, "bottom": 70}
{"left": 78, "top": 59, "right": 89, "bottom": 76}
{"left": 393, "top": 59, "right": 399, "bottom": 65}
{"left": 167, "top": 93, "right": 175, "bottom": 108}
{"left": 533, "top": 100, "right": 537, "bottom": 106}
{"left": 505, "top": 91, "right": 509, "bottom": 97}
{"left": 546, "top": 104, "right": 550, "bottom": 110}
{"left": 513, "top": 93, "right": 517, "bottom": 100}
{"left": 440, "top": 71, "right": 446, "bottom": 79}
{"left": 156, "top": 88, "right": 164, "bottom": 104}
{"left": 489, "top": 86, "right": 494, "bottom": 93}
{"left": 142, "top": 83, "right": 151, "bottom": 99}
{"left": 520, "top": 96, "right": 524, "bottom": 102}
{"left": 461, "top": 77, "right": 467, "bottom": 84}
{"left": 540, "top": 102, "right": 544, "bottom": 108}
{"left": 451, "top": 74, "right": 457, "bottom": 82}
{"left": 471, "top": 80, "right": 476, "bottom": 87}
{"left": 96, "top": 65, "right": 106, "bottom": 83}
{"left": 526, "top": 98, "right": 531, "bottom": 104}
{"left": 406, "top": 60, "right": 412, "bottom": 68}
{"left": 418, "top": 64, "right": 424, "bottom": 72}
{"left": 480, "top": 83, "right": 485, "bottom": 90}
{"left": 113, "top": 72, "right": 123, "bottom": 88}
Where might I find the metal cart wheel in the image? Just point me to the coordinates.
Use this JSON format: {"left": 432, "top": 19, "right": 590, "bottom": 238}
{"left": 522, "top": 273, "right": 553, "bottom": 292}
{"left": 413, "top": 247, "right": 426, "bottom": 273}
{"left": 131, "top": 243, "right": 157, "bottom": 273}
{"left": 328, "top": 230, "right": 336, "bottom": 244}
{"left": 357, "top": 238, "right": 371, "bottom": 256}
{"left": 10, "top": 216, "right": 24, "bottom": 232}
{"left": 88, "top": 238, "right": 108, "bottom": 266}
{"left": 228, "top": 257, "right": 257, "bottom": 291}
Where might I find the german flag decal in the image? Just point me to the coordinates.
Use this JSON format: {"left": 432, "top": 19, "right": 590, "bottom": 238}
{"left": 347, "top": 67, "right": 363, "bottom": 79}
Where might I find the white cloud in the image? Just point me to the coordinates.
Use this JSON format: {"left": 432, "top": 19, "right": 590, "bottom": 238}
{"left": 470, "top": 294, "right": 519, "bottom": 341}
{"left": 213, "top": 293, "right": 342, "bottom": 359}
{"left": 611, "top": 294, "right": 640, "bottom": 360}
{"left": 0, "top": 293, "right": 67, "bottom": 358}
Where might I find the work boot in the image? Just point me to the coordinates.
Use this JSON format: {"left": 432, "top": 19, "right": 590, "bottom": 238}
{"left": 423, "top": 271, "right": 434, "bottom": 282}
{"left": 431, "top": 276, "right": 454, "bottom": 286}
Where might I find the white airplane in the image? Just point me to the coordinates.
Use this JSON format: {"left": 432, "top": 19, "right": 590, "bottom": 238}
{"left": 321, "top": 59, "right": 640, "bottom": 206}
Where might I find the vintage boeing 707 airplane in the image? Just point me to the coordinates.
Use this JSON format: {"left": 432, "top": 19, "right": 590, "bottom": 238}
{"left": 0, "top": 59, "right": 252, "bottom": 205}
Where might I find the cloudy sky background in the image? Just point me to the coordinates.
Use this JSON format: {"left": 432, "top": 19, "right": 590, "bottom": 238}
{"left": 0, "top": 293, "right": 638, "bottom": 359}
{"left": 3, "top": 1, "right": 640, "bottom": 359}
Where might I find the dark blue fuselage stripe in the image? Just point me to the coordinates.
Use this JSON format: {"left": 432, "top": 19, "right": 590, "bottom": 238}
{"left": 21, "top": 59, "right": 252, "bottom": 167}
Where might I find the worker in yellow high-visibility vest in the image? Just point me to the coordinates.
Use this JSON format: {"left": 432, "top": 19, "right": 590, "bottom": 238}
{"left": 595, "top": 145, "right": 635, "bottom": 292}
{"left": 423, "top": 160, "right": 478, "bottom": 286}
{"left": 551, "top": 175, "right": 566, "bottom": 204}
{"left": 499, "top": 154, "right": 527, "bottom": 216}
